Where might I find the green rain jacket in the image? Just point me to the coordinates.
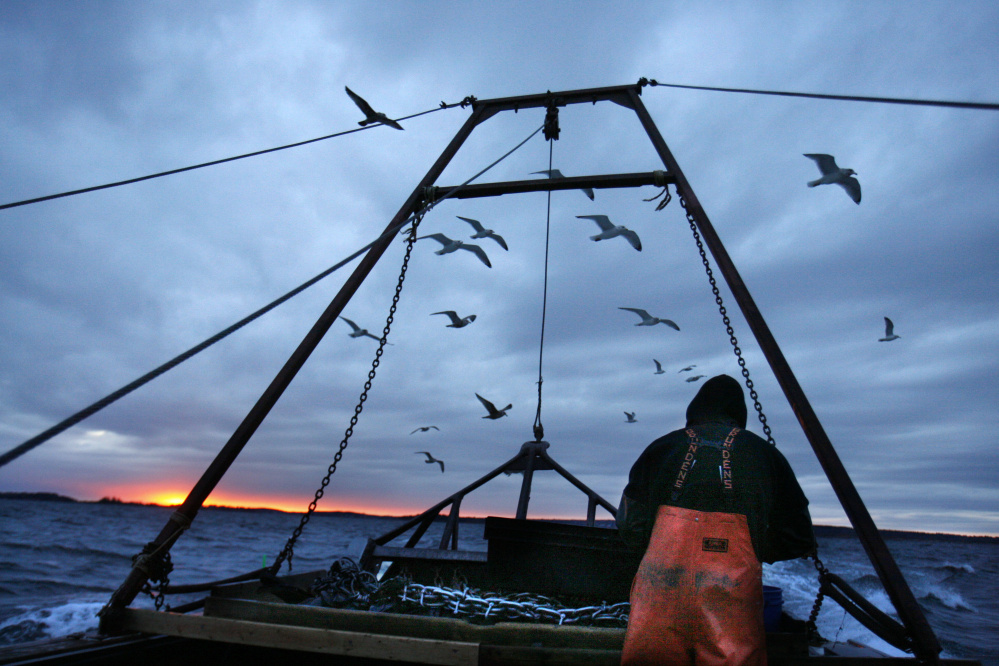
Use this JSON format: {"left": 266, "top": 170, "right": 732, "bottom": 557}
{"left": 617, "top": 375, "right": 816, "bottom": 564}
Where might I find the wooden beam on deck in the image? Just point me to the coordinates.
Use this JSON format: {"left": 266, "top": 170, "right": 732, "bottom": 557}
{"left": 117, "top": 607, "right": 478, "bottom": 666}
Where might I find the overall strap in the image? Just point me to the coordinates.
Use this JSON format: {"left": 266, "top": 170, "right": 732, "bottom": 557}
{"left": 720, "top": 426, "right": 740, "bottom": 511}
{"left": 669, "top": 429, "right": 701, "bottom": 502}
{"left": 670, "top": 427, "right": 741, "bottom": 504}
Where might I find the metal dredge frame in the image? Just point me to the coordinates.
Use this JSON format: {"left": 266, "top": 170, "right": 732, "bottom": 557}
{"left": 100, "top": 83, "right": 941, "bottom": 663}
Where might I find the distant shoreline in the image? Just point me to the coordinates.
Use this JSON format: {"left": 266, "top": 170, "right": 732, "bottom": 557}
{"left": 3, "top": 491, "right": 996, "bottom": 543}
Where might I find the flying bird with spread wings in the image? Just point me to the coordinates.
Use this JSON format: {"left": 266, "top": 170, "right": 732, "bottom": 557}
{"left": 432, "top": 311, "right": 477, "bottom": 328}
{"left": 624, "top": 412, "right": 637, "bottom": 423}
{"left": 476, "top": 393, "right": 511, "bottom": 420}
{"left": 619, "top": 307, "right": 680, "bottom": 331}
{"left": 531, "top": 169, "right": 595, "bottom": 200}
{"left": 804, "top": 153, "right": 861, "bottom": 204}
{"left": 345, "top": 86, "right": 404, "bottom": 130}
{"left": 416, "top": 451, "right": 445, "bottom": 472}
{"left": 653, "top": 359, "right": 666, "bottom": 375}
{"left": 456, "top": 216, "right": 508, "bottom": 251}
{"left": 340, "top": 317, "right": 381, "bottom": 342}
{"left": 410, "top": 426, "right": 440, "bottom": 434}
{"left": 879, "top": 317, "right": 901, "bottom": 342}
{"left": 575, "top": 215, "right": 642, "bottom": 251}
{"left": 417, "top": 234, "right": 492, "bottom": 267}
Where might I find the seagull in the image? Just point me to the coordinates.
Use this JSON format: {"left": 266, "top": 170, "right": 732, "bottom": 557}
{"left": 432, "top": 310, "right": 477, "bottom": 328}
{"left": 340, "top": 316, "right": 381, "bottom": 342}
{"left": 345, "top": 86, "right": 404, "bottom": 130}
{"left": 686, "top": 375, "right": 706, "bottom": 383}
{"left": 410, "top": 426, "right": 440, "bottom": 434}
{"left": 619, "top": 307, "right": 680, "bottom": 331}
{"left": 531, "top": 169, "right": 595, "bottom": 200}
{"left": 624, "top": 412, "right": 637, "bottom": 423}
{"left": 653, "top": 359, "right": 666, "bottom": 375}
{"left": 417, "top": 233, "right": 492, "bottom": 268}
{"left": 804, "top": 154, "right": 861, "bottom": 204}
{"left": 879, "top": 317, "right": 901, "bottom": 342}
{"left": 576, "top": 215, "right": 642, "bottom": 251}
{"left": 415, "top": 451, "right": 445, "bottom": 472}
{"left": 678, "top": 365, "right": 697, "bottom": 373}
{"left": 476, "top": 393, "right": 511, "bottom": 419}
{"left": 456, "top": 216, "right": 508, "bottom": 251}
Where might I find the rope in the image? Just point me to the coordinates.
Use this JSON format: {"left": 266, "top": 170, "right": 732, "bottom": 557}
{"left": 0, "top": 96, "right": 475, "bottom": 212}
{"left": 533, "top": 139, "right": 555, "bottom": 442}
{"left": 638, "top": 77, "right": 999, "bottom": 111}
{"left": 0, "top": 123, "right": 544, "bottom": 470}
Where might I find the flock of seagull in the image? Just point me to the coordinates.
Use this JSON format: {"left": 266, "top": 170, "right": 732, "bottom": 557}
{"left": 342, "top": 86, "right": 898, "bottom": 472}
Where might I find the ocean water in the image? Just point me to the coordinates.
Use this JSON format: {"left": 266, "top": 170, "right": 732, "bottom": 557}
{"left": 0, "top": 499, "right": 995, "bottom": 664}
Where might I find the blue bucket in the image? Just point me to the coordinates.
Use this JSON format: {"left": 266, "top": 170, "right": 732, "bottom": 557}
{"left": 763, "top": 585, "right": 783, "bottom": 632}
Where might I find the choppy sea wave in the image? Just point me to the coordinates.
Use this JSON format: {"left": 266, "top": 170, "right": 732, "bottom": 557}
{"left": 1, "top": 499, "right": 996, "bottom": 665}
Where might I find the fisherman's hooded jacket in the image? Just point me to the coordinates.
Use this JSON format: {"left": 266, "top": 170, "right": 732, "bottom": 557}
{"left": 617, "top": 375, "right": 816, "bottom": 564}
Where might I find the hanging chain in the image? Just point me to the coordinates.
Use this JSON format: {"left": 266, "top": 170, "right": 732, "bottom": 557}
{"left": 676, "top": 193, "right": 775, "bottom": 445}
{"left": 807, "top": 552, "right": 831, "bottom": 643}
{"left": 136, "top": 549, "right": 173, "bottom": 610}
{"left": 271, "top": 215, "right": 423, "bottom": 573}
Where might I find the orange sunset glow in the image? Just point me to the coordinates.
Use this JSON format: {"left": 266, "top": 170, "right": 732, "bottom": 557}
{"left": 79, "top": 482, "right": 583, "bottom": 520}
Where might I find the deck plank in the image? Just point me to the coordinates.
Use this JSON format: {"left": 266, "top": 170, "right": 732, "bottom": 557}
{"left": 117, "top": 608, "right": 478, "bottom": 665}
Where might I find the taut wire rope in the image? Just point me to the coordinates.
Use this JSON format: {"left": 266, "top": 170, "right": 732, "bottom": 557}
{"left": 638, "top": 78, "right": 999, "bottom": 111}
{"left": 0, "top": 96, "right": 476, "bottom": 212}
{"left": 533, "top": 138, "right": 555, "bottom": 442}
{"left": 0, "top": 123, "right": 543, "bottom": 470}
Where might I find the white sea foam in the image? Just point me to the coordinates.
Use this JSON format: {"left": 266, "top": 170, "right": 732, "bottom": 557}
{"left": 0, "top": 601, "right": 103, "bottom": 643}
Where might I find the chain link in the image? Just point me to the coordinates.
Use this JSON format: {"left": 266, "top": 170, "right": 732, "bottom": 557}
{"left": 271, "top": 217, "right": 422, "bottom": 573}
{"left": 807, "top": 552, "right": 831, "bottom": 643}
{"left": 398, "top": 583, "right": 631, "bottom": 627}
{"left": 676, "top": 193, "right": 775, "bottom": 445}
{"left": 308, "top": 558, "right": 629, "bottom": 626}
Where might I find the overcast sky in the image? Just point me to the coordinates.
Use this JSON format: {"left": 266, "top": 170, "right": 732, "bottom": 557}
{"left": 1, "top": 1, "right": 997, "bottom": 537}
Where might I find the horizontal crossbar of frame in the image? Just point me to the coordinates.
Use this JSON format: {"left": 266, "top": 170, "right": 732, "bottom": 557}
{"left": 430, "top": 171, "right": 674, "bottom": 201}
{"left": 471, "top": 84, "right": 641, "bottom": 122}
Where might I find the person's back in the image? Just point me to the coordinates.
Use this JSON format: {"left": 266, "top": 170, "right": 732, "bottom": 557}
{"left": 618, "top": 375, "right": 815, "bottom": 665}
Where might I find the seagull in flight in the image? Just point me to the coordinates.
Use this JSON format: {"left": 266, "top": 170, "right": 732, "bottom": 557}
{"left": 620, "top": 307, "right": 680, "bottom": 331}
{"left": 476, "top": 393, "right": 511, "bottom": 419}
{"left": 345, "top": 86, "right": 404, "bottom": 130}
{"left": 576, "top": 215, "right": 642, "bottom": 251}
{"left": 678, "top": 365, "right": 697, "bottom": 373}
{"left": 531, "top": 169, "right": 595, "bottom": 200}
{"left": 415, "top": 451, "right": 445, "bottom": 472}
{"left": 418, "top": 234, "right": 492, "bottom": 267}
{"left": 653, "top": 359, "right": 666, "bottom": 375}
{"left": 624, "top": 412, "right": 637, "bottom": 423}
{"left": 686, "top": 375, "right": 706, "bottom": 383}
{"left": 456, "top": 216, "right": 508, "bottom": 251}
{"left": 410, "top": 426, "right": 440, "bottom": 434}
{"left": 879, "top": 317, "right": 901, "bottom": 342}
{"left": 432, "top": 311, "right": 477, "bottom": 328}
{"left": 340, "top": 316, "right": 381, "bottom": 342}
{"left": 804, "top": 154, "right": 861, "bottom": 204}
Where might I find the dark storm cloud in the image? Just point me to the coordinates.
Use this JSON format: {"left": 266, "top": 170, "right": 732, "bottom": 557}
{"left": 1, "top": 1, "right": 997, "bottom": 537}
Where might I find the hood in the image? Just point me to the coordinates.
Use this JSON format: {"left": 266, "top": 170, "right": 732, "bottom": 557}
{"left": 685, "top": 374, "right": 748, "bottom": 428}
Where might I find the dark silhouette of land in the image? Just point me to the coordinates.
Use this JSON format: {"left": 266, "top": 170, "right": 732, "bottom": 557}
{"left": 3, "top": 491, "right": 995, "bottom": 543}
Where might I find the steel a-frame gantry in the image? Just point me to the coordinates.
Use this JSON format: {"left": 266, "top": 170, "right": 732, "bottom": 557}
{"left": 100, "top": 82, "right": 941, "bottom": 664}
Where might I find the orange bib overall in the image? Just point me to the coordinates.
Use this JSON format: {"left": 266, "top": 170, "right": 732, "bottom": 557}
{"left": 621, "top": 429, "right": 766, "bottom": 666}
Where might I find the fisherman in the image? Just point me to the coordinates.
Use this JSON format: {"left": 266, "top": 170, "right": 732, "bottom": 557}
{"left": 617, "top": 374, "right": 815, "bottom": 665}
